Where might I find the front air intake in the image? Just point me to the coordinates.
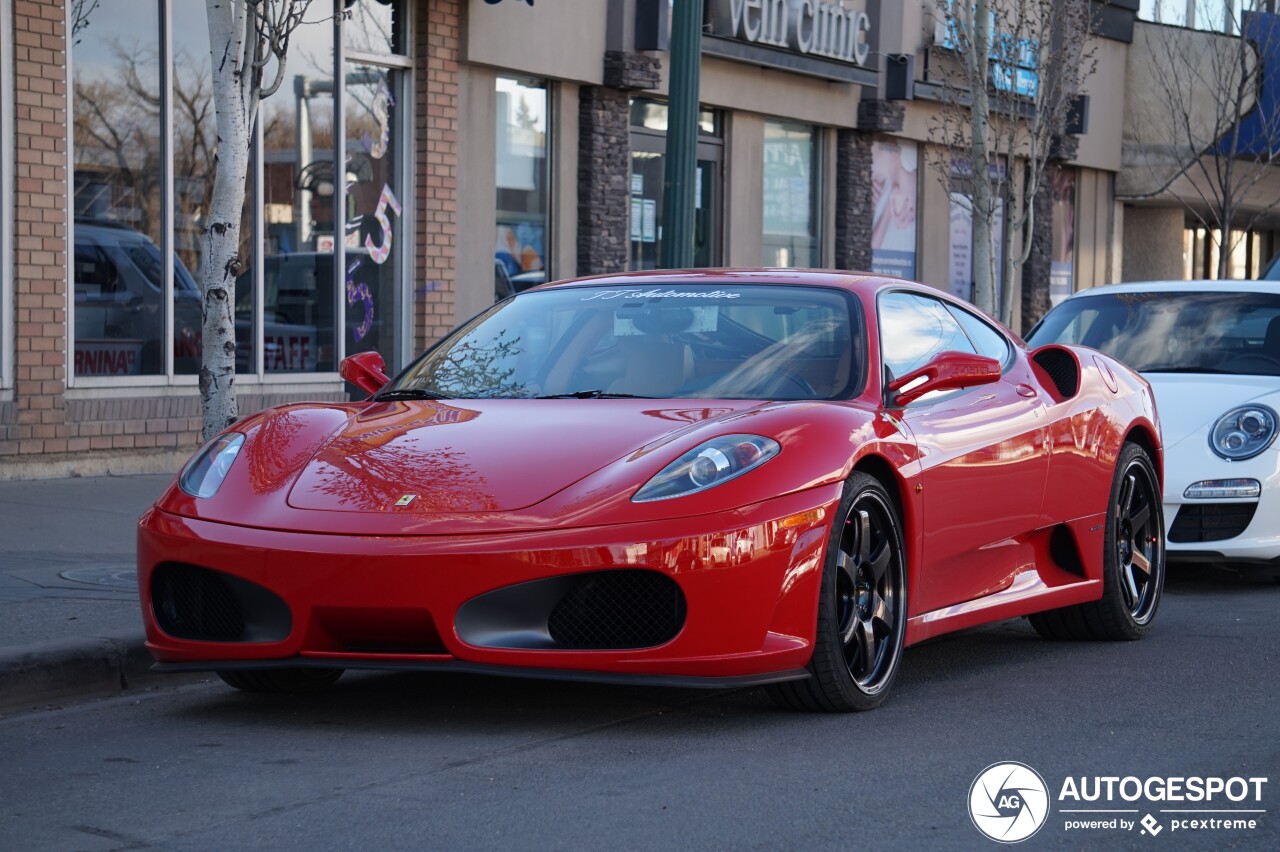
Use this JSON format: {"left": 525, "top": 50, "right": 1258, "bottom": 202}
{"left": 547, "top": 571, "right": 687, "bottom": 650}
{"left": 151, "top": 563, "right": 291, "bottom": 643}
{"left": 1169, "top": 503, "right": 1258, "bottom": 543}
{"left": 456, "top": 569, "right": 687, "bottom": 651}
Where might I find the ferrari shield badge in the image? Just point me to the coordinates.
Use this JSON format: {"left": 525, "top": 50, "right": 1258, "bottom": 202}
{"left": 394, "top": 494, "right": 418, "bottom": 508}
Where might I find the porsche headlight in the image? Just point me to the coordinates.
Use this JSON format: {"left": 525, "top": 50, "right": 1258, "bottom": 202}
{"left": 1210, "top": 406, "right": 1277, "bottom": 461}
{"left": 633, "top": 435, "right": 780, "bottom": 502}
{"left": 179, "top": 433, "right": 245, "bottom": 498}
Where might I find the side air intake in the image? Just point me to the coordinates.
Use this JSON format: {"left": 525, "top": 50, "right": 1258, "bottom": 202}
{"left": 1031, "top": 346, "right": 1080, "bottom": 401}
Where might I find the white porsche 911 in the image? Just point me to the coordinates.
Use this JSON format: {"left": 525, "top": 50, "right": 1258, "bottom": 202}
{"left": 1027, "top": 280, "right": 1280, "bottom": 577}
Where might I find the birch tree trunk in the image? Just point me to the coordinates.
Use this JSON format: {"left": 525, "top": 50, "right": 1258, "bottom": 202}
{"left": 968, "top": 0, "right": 997, "bottom": 316}
{"left": 200, "top": 2, "right": 260, "bottom": 440}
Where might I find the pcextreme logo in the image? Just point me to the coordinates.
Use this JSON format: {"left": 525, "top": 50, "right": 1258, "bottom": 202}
{"left": 969, "top": 762, "right": 1051, "bottom": 843}
{"left": 968, "top": 763, "right": 1270, "bottom": 843}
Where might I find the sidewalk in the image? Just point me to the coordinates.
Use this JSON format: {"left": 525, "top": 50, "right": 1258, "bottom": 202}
{"left": 0, "top": 473, "right": 178, "bottom": 712}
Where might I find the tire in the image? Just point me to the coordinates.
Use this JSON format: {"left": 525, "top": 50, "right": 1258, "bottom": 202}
{"left": 217, "top": 667, "right": 344, "bottom": 694}
{"left": 768, "top": 473, "right": 908, "bottom": 712}
{"left": 1030, "top": 442, "right": 1165, "bottom": 641}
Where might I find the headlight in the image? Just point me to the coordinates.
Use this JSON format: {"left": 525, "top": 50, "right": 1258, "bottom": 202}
{"left": 179, "top": 433, "right": 245, "bottom": 498}
{"left": 633, "top": 434, "right": 780, "bottom": 502}
{"left": 1209, "top": 405, "right": 1277, "bottom": 461}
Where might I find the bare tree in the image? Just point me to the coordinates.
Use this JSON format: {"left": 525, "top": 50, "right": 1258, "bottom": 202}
{"left": 199, "top": 1, "right": 321, "bottom": 439}
{"left": 1123, "top": 2, "right": 1280, "bottom": 279}
{"left": 927, "top": 0, "right": 1096, "bottom": 323}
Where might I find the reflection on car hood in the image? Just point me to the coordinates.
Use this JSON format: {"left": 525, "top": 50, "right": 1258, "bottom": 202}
{"left": 285, "top": 398, "right": 767, "bottom": 514}
{"left": 1144, "top": 373, "right": 1280, "bottom": 447}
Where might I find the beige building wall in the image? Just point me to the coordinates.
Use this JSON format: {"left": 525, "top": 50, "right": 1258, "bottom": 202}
{"left": 464, "top": 0, "right": 605, "bottom": 85}
{"left": 456, "top": 66, "right": 498, "bottom": 324}
{"left": 1074, "top": 37, "right": 1126, "bottom": 173}
{"left": 1075, "top": 169, "right": 1121, "bottom": 289}
{"left": 724, "top": 112, "right": 765, "bottom": 267}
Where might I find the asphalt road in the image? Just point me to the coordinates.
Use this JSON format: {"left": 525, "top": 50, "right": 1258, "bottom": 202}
{"left": 1, "top": 568, "right": 1277, "bottom": 851}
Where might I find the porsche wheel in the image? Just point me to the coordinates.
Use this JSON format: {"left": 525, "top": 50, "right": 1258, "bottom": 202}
{"left": 769, "top": 473, "right": 907, "bottom": 712}
{"left": 1030, "top": 442, "right": 1165, "bottom": 641}
{"left": 217, "top": 667, "right": 344, "bottom": 694}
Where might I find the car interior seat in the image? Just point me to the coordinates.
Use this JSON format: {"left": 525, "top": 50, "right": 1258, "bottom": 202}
{"left": 608, "top": 335, "right": 694, "bottom": 397}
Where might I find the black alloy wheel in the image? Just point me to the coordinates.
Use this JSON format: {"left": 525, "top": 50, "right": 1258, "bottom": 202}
{"left": 1030, "top": 442, "right": 1166, "bottom": 641}
{"left": 769, "top": 473, "right": 907, "bottom": 712}
{"left": 1114, "top": 451, "right": 1164, "bottom": 625}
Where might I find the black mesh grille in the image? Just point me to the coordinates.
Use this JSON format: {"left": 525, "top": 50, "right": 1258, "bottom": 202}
{"left": 1033, "top": 348, "right": 1080, "bottom": 398}
{"left": 1169, "top": 503, "right": 1258, "bottom": 543}
{"left": 152, "top": 563, "right": 245, "bottom": 641}
{"left": 547, "top": 571, "right": 686, "bottom": 650}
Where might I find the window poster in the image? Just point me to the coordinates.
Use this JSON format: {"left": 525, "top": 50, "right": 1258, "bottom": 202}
{"left": 948, "top": 193, "right": 974, "bottom": 301}
{"left": 871, "top": 139, "right": 919, "bottom": 279}
{"left": 1050, "top": 168, "right": 1077, "bottom": 306}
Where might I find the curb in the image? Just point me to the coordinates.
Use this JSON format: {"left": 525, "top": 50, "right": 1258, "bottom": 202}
{"left": 0, "top": 631, "right": 170, "bottom": 714}
{"left": 0, "top": 450, "right": 190, "bottom": 482}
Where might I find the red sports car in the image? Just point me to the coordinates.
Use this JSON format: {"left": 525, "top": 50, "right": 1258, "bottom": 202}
{"left": 138, "top": 270, "right": 1165, "bottom": 711}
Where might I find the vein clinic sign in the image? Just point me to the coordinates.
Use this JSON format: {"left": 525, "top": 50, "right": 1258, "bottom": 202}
{"left": 709, "top": 0, "right": 873, "bottom": 67}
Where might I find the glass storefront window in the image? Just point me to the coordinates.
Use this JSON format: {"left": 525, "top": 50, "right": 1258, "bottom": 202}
{"left": 628, "top": 99, "right": 723, "bottom": 272}
{"left": 251, "top": 12, "right": 339, "bottom": 373}
{"left": 495, "top": 77, "right": 550, "bottom": 300}
{"left": 345, "top": 64, "right": 406, "bottom": 362}
{"left": 762, "top": 120, "right": 821, "bottom": 268}
{"left": 71, "top": 0, "right": 168, "bottom": 376}
{"left": 68, "top": 0, "right": 411, "bottom": 382}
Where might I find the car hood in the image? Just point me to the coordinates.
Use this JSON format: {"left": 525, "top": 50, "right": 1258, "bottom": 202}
{"left": 283, "top": 399, "right": 767, "bottom": 514}
{"left": 1144, "top": 373, "right": 1280, "bottom": 447}
{"left": 159, "top": 397, "right": 879, "bottom": 536}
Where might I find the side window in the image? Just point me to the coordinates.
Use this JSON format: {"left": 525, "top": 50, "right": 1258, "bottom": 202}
{"left": 946, "top": 304, "right": 1012, "bottom": 366}
{"left": 879, "top": 291, "right": 975, "bottom": 379}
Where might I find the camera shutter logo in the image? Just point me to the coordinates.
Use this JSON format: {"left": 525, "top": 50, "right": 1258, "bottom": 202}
{"left": 969, "top": 762, "right": 1051, "bottom": 843}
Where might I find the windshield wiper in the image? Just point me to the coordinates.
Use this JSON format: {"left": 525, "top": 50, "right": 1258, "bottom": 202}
{"left": 535, "top": 390, "right": 654, "bottom": 399}
{"left": 374, "top": 388, "right": 451, "bottom": 401}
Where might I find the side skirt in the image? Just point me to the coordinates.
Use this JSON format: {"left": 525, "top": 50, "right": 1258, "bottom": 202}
{"left": 905, "top": 574, "right": 1102, "bottom": 646}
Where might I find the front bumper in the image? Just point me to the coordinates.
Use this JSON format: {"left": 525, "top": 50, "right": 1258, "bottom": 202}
{"left": 1163, "top": 432, "right": 1280, "bottom": 563}
{"left": 138, "top": 485, "right": 841, "bottom": 682}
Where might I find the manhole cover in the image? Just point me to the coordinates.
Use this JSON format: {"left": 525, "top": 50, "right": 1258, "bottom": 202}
{"left": 60, "top": 565, "right": 137, "bottom": 590}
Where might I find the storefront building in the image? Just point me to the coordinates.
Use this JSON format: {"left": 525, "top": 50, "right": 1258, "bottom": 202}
{"left": 0, "top": 0, "right": 1173, "bottom": 473}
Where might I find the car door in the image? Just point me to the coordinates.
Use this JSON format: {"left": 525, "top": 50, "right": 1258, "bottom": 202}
{"left": 879, "top": 292, "right": 1050, "bottom": 613}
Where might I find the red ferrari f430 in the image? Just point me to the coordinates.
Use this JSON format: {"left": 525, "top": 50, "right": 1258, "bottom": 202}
{"left": 139, "top": 271, "right": 1165, "bottom": 711}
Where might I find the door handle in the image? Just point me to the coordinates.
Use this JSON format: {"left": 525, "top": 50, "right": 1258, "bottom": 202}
{"left": 1015, "top": 383, "right": 1038, "bottom": 398}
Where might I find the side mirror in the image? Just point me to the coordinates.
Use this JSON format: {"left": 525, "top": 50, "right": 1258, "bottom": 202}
{"left": 887, "top": 350, "right": 1001, "bottom": 406}
{"left": 340, "top": 350, "right": 390, "bottom": 396}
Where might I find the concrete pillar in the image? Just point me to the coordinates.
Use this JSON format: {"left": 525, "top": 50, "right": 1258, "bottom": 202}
{"left": 1121, "top": 206, "right": 1186, "bottom": 282}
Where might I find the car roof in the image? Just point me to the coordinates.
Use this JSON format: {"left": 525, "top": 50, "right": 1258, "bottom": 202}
{"left": 1060, "top": 279, "right": 1280, "bottom": 298}
{"left": 533, "top": 268, "right": 939, "bottom": 298}
{"left": 75, "top": 222, "right": 155, "bottom": 246}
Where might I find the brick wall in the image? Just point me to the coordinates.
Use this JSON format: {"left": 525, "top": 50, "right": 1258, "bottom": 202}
{"left": 413, "top": 0, "right": 460, "bottom": 352}
{"left": 5, "top": 0, "right": 69, "bottom": 457}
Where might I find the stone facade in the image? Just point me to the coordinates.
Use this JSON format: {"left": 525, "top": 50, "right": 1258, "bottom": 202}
{"left": 577, "top": 85, "right": 634, "bottom": 276}
{"left": 834, "top": 129, "right": 874, "bottom": 273}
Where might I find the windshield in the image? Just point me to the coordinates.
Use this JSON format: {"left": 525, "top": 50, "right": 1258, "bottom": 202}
{"left": 388, "top": 284, "right": 863, "bottom": 400}
{"left": 1028, "top": 291, "right": 1280, "bottom": 375}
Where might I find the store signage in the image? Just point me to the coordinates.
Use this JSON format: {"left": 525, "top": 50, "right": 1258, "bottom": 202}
{"left": 709, "top": 0, "right": 873, "bottom": 67}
